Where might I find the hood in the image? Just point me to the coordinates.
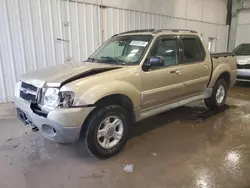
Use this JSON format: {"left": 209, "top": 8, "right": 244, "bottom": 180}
{"left": 19, "top": 62, "right": 121, "bottom": 88}
{"left": 236, "top": 56, "right": 250, "bottom": 65}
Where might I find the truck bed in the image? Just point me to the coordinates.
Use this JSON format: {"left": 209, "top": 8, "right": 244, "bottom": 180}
{"left": 209, "top": 52, "right": 237, "bottom": 87}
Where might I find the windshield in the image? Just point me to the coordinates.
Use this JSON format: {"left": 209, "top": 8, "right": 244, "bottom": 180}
{"left": 233, "top": 44, "right": 250, "bottom": 56}
{"left": 90, "top": 35, "right": 153, "bottom": 65}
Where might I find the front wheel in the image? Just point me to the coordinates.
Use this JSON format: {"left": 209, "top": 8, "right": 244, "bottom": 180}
{"left": 204, "top": 79, "right": 228, "bottom": 109}
{"left": 84, "top": 105, "right": 130, "bottom": 159}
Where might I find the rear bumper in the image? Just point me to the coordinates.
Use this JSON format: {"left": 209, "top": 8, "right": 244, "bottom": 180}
{"left": 237, "top": 69, "right": 250, "bottom": 82}
{"left": 14, "top": 97, "right": 94, "bottom": 143}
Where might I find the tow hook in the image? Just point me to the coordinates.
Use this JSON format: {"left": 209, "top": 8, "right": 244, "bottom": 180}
{"left": 31, "top": 126, "right": 39, "bottom": 132}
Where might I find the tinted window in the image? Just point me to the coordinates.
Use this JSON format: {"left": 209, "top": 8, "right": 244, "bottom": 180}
{"left": 233, "top": 44, "right": 250, "bottom": 56}
{"left": 150, "top": 39, "right": 178, "bottom": 67}
{"left": 182, "top": 37, "right": 205, "bottom": 63}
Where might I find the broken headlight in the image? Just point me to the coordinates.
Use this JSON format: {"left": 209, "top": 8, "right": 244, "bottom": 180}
{"left": 44, "top": 88, "right": 60, "bottom": 107}
{"left": 43, "top": 88, "right": 74, "bottom": 108}
{"left": 60, "top": 91, "right": 75, "bottom": 108}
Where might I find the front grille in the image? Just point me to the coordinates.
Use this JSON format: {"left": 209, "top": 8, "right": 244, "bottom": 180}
{"left": 237, "top": 64, "right": 250, "bottom": 69}
{"left": 20, "top": 82, "right": 38, "bottom": 101}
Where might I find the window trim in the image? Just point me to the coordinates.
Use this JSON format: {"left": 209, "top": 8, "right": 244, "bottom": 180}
{"left": 142, "top": 35, "right": 180, "bottom": 71}
{"left": 179, "top": 35, "right": 206, "bottom": 64}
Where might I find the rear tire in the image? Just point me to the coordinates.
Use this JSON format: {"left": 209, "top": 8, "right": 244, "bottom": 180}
{"left": 204, "top": 79, "right": 228, "bottom": 109}
{"left": 84, "top": 105, "right": 130, "bottom": 159}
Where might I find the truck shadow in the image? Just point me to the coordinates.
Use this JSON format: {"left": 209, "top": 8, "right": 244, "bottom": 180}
{"left": 229, "top": 82, "right": 250, "bottom": 100}
{"left": 74, "top": 103, "right": 229, "bottom": 161}
{"left": 234, "top": 81, "right": 250, "bottom": 88}
{"left": 130, "top": 104, "right": 229, "bottom": 139}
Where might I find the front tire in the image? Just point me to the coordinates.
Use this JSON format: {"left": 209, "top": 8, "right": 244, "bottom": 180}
{"left": 84, "top": 105, "right": 130, "bottom": 159}
{"left": 204, "top": 79, "right": 228, "bottom": 109}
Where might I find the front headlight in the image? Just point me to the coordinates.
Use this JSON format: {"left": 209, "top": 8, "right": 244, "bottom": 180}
{"left": 44, "top": 88, "right": 60, "bottom": 107}
{"left": 43, "top": 88, "right": 75, "bottom": 108}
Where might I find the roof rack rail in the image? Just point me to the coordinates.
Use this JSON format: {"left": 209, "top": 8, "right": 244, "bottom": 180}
{"left": 118, "top": 29, "right": 198, "bottom": 35}
{"left": 120, "top": 29, "right": 155, "bottom": 34}
{"left": 153, "top": 29, "right": 198, "bottom": 34}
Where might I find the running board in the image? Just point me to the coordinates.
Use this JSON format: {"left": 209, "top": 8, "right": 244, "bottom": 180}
{"left": 139, "top": 93, "right": 208, "bottom": 121}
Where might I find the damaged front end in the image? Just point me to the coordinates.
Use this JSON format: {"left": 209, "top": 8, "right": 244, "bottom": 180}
{"left": 14, "top": 66, "right": 119, "bottom": 143}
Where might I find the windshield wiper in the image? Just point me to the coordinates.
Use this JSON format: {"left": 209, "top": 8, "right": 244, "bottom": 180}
{"left": 86, "top": 57, "right": 96, "bottom": 62}
{"left": 100, "top": 56, "right": 124, "bottom": 65}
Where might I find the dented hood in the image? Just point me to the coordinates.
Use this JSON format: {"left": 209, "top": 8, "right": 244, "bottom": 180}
{"left": 19, "top": 62, "right": 121, "bottom": 88}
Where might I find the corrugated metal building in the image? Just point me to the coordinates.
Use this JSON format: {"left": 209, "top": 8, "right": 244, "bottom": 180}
{"left": 0, "top": 0, "right": 229, "bottom": 103}
{"left": 228, "top": 0, "right": 250, "bottom": 51}
{"left": 235, "top": 9, "right": 250, "bottom": 47}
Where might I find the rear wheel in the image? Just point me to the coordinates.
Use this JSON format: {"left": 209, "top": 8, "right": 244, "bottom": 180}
{"left": 84, "top": 105, "right": 130, "bottom": 159}
{"left": 204, "top": 79, "right": 228, "bottom": 109}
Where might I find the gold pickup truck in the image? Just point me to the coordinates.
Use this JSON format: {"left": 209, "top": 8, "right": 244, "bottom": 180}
{"left": 14, "top": 29, "right": 237, "bottom": 158}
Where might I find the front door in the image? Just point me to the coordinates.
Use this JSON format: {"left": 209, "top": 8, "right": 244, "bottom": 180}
{"left": 141, "top": 36, "right": 184, "bottom": 110}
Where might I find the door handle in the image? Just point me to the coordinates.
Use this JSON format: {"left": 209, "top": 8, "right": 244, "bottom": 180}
{"left": 204, "top": 65, "right": 208, "bottom": 70}
{"left": 175, "top": 70, "right": 182, "bottom": 76}
{"left": 170, "top": 70, "right": 177, "bottom": 74}
{"left": 170, "top": 69, "right": 182, "bottom": 75}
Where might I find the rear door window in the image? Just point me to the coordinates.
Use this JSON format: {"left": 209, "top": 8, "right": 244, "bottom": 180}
{"left": 181, "top": 37, "right": 205, "bottom": 63}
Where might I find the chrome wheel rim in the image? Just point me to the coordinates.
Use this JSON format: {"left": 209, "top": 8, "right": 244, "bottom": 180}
{"left": 216, "top": 85, "right": 225, "bottom": 104}
{"left": 97, "top": 116, "right": 124, "bottom": 149}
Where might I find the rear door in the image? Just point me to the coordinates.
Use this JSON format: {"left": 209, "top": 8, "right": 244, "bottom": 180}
{"left": 178, "top": 35, "right": 211, "bottom": 98}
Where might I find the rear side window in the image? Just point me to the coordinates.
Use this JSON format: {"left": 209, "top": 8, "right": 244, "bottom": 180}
{"left": 181, "top": 37, "right": 205, "bottom": 63}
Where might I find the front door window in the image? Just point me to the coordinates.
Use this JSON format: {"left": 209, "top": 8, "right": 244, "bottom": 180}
{"left": 150, "top": 38, "right": 178, "bottom": 67}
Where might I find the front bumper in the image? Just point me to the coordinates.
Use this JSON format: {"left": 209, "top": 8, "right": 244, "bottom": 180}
{"left": 237, "top": 69, "right": 250, "bottom": 82}
{"left": 14, "top": 97, "right": 94, "bottom": 143}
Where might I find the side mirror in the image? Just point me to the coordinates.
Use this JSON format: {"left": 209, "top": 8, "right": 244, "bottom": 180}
{"left": 144, "top": 56, "right": 164, "bottom": 70}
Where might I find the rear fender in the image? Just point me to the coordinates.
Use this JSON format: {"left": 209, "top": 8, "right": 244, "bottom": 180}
{"left": 208, "top": 63, "right": 231, "bottom": 88}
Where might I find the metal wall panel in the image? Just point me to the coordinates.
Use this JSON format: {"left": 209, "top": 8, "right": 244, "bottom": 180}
{"left": 236, "top": 24, "right": 250, "bottom": 46}
{"left": 238, "top": 9, "right": 250, "bottom": 25}
{"left": 51, "top": 0, "right": 65, "bottom": 65}
{"left": 0, "top": 51, "right": 6, "bottom": 103}
{"left": 0, "top": 0, "right": 20, "bottom": 102}
{"left": 235, "top": 9, "right": 250, "bottom": 47}
{"left": 201, "top": 23, "right": 217, "bottom": 45}
{"left": 244, "top": 0, "right": 250, "bottom": 8}
{"left": 186, "top": 20, "right": 202, "bottom": 33}
{"left": 0, "top": 0, "right": 229, "bottom": 103}
{"left": 29, "top": 0, "right": 47, "bottom": 69}
{"left": 166, "top": 17, "right": 186, "bottom": 29}
{"left": 216, "top": 25, "right": 229, "bottom": 53}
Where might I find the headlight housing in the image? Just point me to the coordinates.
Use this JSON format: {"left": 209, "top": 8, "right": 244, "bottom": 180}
{"left": 43, "top": 88, "right": 75, "bottom": 108}
{"left": 44, "top": 88, "right": 60, "bottom": 107}
{"left": 60, "top": 91, "right": 75, "bottom": 107}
